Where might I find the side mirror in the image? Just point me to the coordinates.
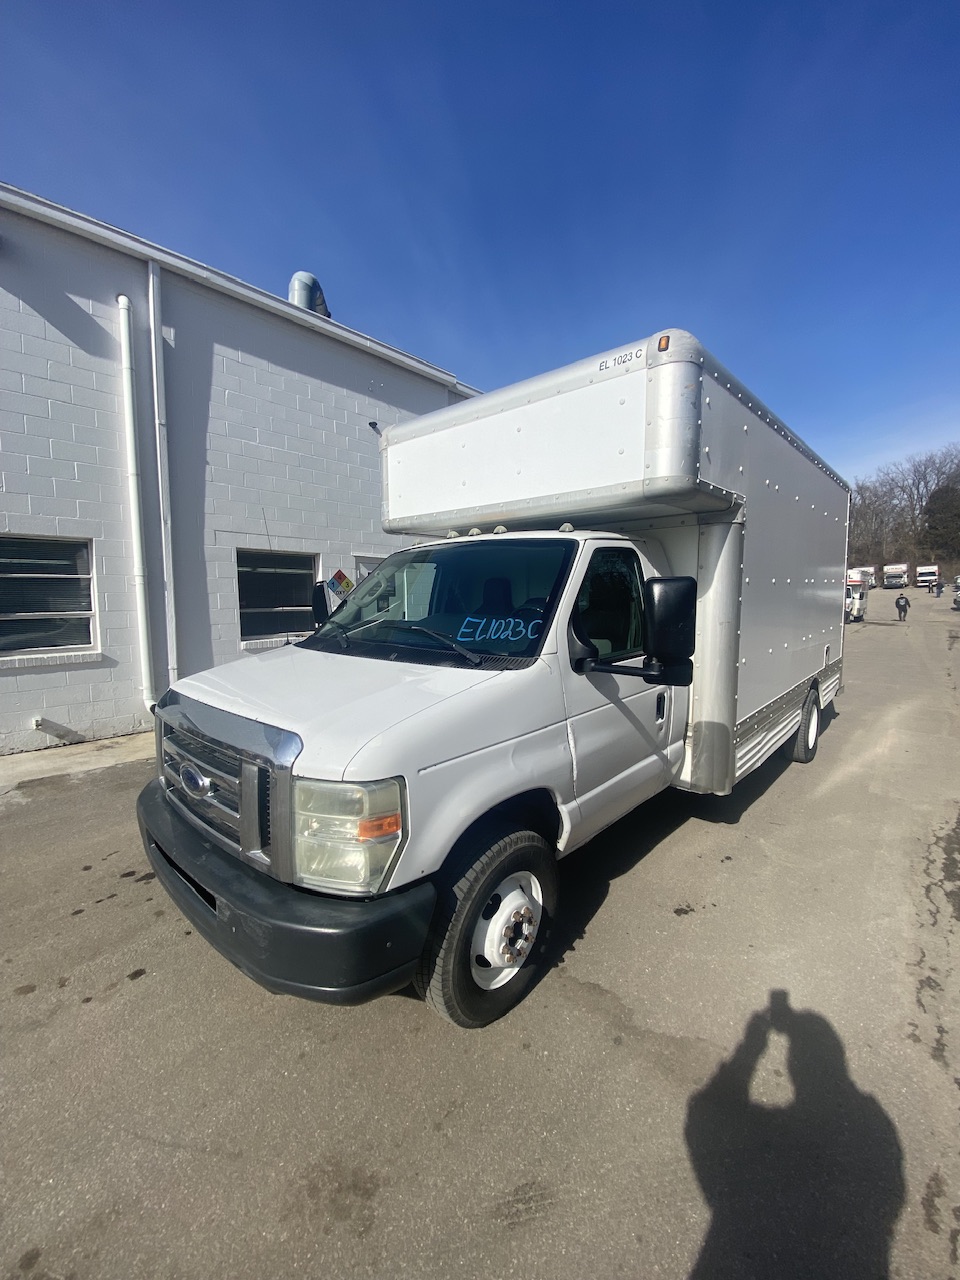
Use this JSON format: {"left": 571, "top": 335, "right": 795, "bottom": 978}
{"left": 311, "top": 582, "right": 329, "bottom": 627}
{"left": 568, "top": 576, "right": 697, "bottom": 686}
{"left": 639, "top": 576, "right": 697, "bottom": 686}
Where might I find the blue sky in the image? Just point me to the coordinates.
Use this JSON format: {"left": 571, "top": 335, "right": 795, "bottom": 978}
{"left": 2, "top": 0, "right": 958, "bottom": 481}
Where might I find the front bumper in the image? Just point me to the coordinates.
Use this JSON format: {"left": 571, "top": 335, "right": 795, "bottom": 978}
{"left": 137, "top": 778, "right": 436, "bottom": 1004}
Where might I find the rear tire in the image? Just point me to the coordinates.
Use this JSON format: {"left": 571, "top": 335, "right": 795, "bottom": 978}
{"left": 416, "top": 828, "right": 557, "bottom": 1028}
{"left": 785, "top": 688, "right": 820, "bottom": 764}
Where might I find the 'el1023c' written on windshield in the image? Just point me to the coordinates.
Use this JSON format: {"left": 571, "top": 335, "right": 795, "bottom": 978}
{"left": 456, "top": 616, "right": 543, "bottom": 643}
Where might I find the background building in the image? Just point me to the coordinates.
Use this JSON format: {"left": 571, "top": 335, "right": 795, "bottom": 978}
{"left": 0, "top": 185, "right": 473, "bottom": 753}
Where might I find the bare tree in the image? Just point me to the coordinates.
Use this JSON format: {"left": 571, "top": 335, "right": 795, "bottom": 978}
{"left": 875, "top": 446, "right": 960, "bottom": 560}
{"left": 848, "top": 479, "right": 902, "bottom": 565}
{"left": 851, "top": 444, "right": 960, "bottom": 570}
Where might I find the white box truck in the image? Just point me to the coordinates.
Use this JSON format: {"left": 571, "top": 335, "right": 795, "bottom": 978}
{"left": 138, "top": 330, "right": 849, "bottom": 1028}
{"left": 845, "top": 569, "right": 870, "bottom": 621}
{"left": 883, "top": 563, "right": 909, "bottom": 589}
{"left": 915, "top": 564, "right": 939, "bottom": 589}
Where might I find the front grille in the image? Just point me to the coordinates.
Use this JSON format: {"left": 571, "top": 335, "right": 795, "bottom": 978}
{"left": 161, "top": 722, "right": 271, "bottom": 864}
{"left": 153, "top": 691, "right": 303, "bottom": 882}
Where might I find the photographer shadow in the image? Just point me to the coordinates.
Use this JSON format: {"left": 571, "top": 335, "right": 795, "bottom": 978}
{"left": 685, "top": 992, "right": 904, "bottom": 1279}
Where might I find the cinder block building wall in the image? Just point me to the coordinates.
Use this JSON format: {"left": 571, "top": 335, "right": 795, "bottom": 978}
{"left": 0, "top": 185, "right": 473, "bottom": 753}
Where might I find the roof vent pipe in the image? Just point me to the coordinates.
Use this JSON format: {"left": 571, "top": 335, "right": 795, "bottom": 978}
{"left": 288, "top": 271, "right": 331, "bottom": 318}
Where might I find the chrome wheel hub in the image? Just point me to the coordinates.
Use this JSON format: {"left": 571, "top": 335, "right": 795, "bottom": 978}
{"left": 470, "top": 871, "right": 544, "bottom": 991}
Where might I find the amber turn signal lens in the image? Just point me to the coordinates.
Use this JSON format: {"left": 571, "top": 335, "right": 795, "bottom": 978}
{"left": 357, "top": 812, "right": 403, "bottom": 840}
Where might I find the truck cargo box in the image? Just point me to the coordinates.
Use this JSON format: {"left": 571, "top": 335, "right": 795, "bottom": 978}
{"left": 382, "top": 329, "right": 850, "bottom": 793}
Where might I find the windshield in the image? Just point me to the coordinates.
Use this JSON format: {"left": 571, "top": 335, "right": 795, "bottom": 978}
{"left": 302, "top": 539, "right": 576, "bottom": 667}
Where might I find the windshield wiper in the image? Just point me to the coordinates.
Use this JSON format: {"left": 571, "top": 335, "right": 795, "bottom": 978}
{"left": 401, "top": 625, "right": 482, "bottom": 666}
{"left": 315, "top": 617, "right": 387, "bottom": 650}
{"left": 308, "top": 618, "right": 482, "bottom": 665}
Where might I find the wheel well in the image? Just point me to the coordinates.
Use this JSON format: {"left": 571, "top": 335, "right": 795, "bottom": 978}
{"left": 443, "top": 790, "right": 561, "bottom": 880}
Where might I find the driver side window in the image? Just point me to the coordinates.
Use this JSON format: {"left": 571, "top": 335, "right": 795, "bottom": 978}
{"left": 575, "top": 548, "right": 644, "bottom": 659}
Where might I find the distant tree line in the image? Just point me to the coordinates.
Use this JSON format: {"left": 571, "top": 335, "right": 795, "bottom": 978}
{"left": 848, "top": 442, "right": 960, "bottom": 574}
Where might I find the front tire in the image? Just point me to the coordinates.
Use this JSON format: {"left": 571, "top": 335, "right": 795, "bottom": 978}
{"left": 416, "top": 828, "right": 558, "bottom": 1028}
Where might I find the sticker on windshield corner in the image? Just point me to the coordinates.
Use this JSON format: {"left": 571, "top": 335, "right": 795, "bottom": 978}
{"left": 327, "top": 569, "right": 355, "bottom": 599}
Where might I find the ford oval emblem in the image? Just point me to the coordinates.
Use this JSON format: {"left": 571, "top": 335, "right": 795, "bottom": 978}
{"left": 179, "top": 763, "right": 212, "bottom": 799}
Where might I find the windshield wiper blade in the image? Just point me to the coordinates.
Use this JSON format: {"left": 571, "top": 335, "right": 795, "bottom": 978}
{"left": 320, "top": 617, "right": 387, "bottom": 649}
{"left": 402, "top": 625, "right": 482, "bottom": 666}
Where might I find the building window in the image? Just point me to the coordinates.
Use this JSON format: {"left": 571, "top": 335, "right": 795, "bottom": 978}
{"left": 0, "top": 536, "right": 94, "bottom": 653}
{"left": 237, "top": 549, "right": 316, "bottom": 640}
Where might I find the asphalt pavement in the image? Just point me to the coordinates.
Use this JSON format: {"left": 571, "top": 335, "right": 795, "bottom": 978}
{"left": 2, "top": 589, "right": 958, "bottom": 1279}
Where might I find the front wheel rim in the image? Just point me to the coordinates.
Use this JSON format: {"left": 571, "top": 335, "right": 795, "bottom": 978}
{"left": 469, "top": 871, "right": 545, "bottom": 991}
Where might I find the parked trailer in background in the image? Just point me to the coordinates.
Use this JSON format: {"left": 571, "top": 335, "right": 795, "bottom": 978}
{"left": 883, "top": 563, "right": 910, "bottom": 589}
{"left": 138, "top": 329, "right": 849, "bottom": 1028}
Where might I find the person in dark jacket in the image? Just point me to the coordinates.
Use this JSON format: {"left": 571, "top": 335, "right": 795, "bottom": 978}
{"left": 895, "top": 593, "right": 910, "bottom": 621}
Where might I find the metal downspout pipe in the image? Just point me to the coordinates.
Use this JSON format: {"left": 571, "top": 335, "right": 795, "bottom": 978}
{"left": 147, "top": 261, "right": 178, "bottom": 687}
{"left": 117, "top": 294, "right": 156, "bottom": 717}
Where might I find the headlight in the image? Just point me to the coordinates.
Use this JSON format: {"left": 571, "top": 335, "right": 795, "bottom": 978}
{"left": 293, "top": 777, "right": 405, "bottom": 894}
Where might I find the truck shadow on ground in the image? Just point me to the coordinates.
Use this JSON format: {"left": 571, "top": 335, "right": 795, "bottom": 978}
{"left": 545, "top": 707, "right": 838, "bottom": 972}
{"left": 683, "top": 991, "right": 905, "bottom": 1279}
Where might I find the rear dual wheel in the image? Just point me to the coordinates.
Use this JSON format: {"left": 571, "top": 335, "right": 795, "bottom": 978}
{"left": 416, "top": 828, "right": 558, "bottom": 1029}
{"left": 784, "top": 687, "right": 820, "bottom": 764}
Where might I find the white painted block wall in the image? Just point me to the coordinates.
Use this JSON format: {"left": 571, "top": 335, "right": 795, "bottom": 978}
{"left": 0, "top": 199, "right": 467, "bottom": 752}
{"left": 0, "top": 213, "right": 150, "bottom": 751}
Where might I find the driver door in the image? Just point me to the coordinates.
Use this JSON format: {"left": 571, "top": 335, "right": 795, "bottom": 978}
{"left": 561, "top": 544, "right": 683, "bottom": 842}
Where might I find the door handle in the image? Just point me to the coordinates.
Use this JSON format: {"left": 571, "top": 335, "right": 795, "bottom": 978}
{"left": 656, "top": 691, "right": 666, "bottom": 722}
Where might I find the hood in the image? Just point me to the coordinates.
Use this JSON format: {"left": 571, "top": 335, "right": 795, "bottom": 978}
{"left": 172, "top": 645, "right": 501, "bottom": 779}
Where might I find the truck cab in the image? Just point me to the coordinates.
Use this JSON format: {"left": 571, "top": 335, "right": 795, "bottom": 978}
{"left": 139, "top": 528, "right": 696, "bottom": 1027}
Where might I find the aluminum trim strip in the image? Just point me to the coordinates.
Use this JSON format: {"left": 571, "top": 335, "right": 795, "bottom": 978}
{"left": 734, "top": 657, "right": 843, "bottom": 745}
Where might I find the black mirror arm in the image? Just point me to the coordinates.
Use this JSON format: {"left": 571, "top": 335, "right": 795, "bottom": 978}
{"left": 583, "top": 658, "right": 646, "bottom": 678}
{"left": 582, "top": 656, "right": 669, "bottom": 683}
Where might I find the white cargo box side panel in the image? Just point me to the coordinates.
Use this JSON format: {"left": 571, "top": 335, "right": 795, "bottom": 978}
{"left": 380, "top": 334, "right": 733, "bottom": 536}
{"left": 700, "top": 377, "right": 848, "bottom": 725}
{"left": 384, "top": 370, "right": 647, "bottom": 530}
